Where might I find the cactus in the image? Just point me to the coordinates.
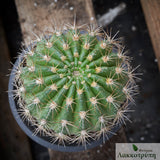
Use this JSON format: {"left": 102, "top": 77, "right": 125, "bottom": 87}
{"left": 13, "top": 24, "right": 137, "bottom": 146}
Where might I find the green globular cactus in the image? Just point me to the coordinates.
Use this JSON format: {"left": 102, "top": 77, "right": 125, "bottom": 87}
{"left": 14, "top": 24, "right": 137, "bottom": 145}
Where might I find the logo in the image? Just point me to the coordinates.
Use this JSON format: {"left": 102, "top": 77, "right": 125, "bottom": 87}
{"left": 116, "top": 143, "right": 160, "bottom": 160}
{"left": 132, "top": 144, "right": 138, "bottom": 151}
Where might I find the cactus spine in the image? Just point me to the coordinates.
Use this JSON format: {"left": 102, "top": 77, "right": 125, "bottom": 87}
{"left": 13, "top": 24, "right": 137, "bottom": 146}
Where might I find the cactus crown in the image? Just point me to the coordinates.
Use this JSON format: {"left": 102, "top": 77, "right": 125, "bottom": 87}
{"left": 13, "top": 24, "right": 137, "bottom": 146}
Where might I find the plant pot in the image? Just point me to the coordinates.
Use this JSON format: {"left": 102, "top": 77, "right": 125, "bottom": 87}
{"left": 8, "top": 52, "right": 121, "bottom": 152}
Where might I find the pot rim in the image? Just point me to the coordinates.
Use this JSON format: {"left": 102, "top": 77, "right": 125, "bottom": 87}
{"left": 8, "top": 51, "right": 121, "bottom": 152}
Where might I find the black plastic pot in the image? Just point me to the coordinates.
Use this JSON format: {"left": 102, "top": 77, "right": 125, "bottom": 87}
{"left": 8, "top": 52, "right": 121, "bottom": 152}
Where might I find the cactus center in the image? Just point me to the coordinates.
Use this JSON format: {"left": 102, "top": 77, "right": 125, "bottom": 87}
{"left": 73, "top": 70, "right": 80, "bottom": 76}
